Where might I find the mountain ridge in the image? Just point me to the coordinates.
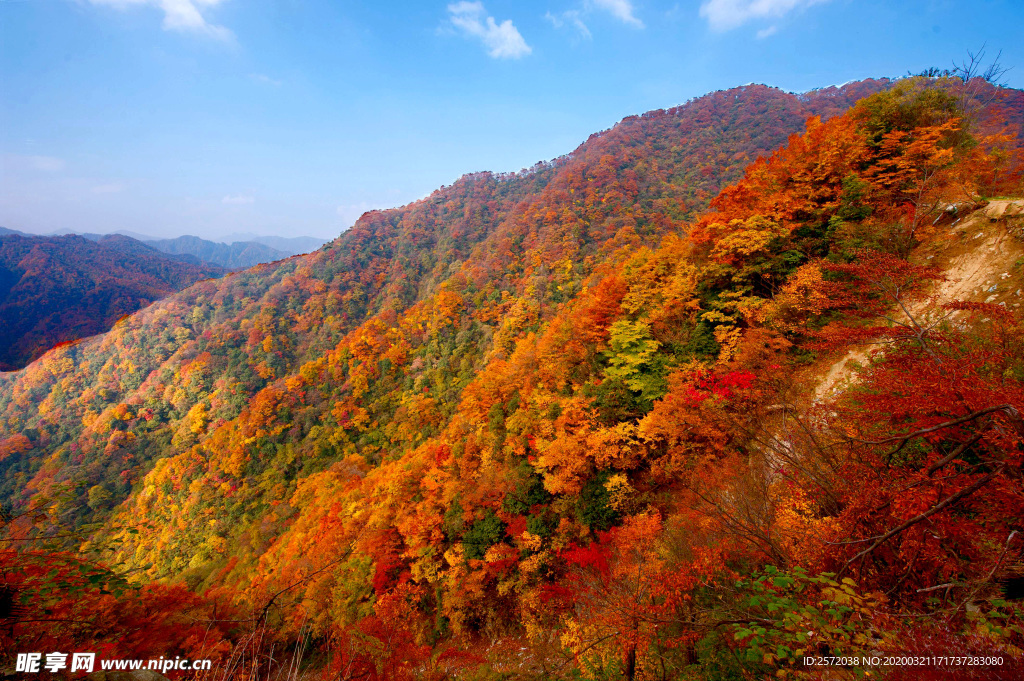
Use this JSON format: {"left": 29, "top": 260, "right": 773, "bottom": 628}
{"left": 142, "top": 235, "right": 292, "bottom": 269}
{"left": 28, "top": 230, "right": 327, "bottom": 267}
{"left": 0, "top": 79, "right": 901, "bottom": 522}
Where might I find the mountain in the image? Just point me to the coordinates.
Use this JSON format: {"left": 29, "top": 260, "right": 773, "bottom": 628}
{"left": 142, "top": 234, "right": 291, "bottom": 269}
{"left": 2, "top": 77, "right": 1023, "bottom": 677}
{"left": 74, "top": 232, "right": 219, "bottom": 267}
{"left": 44, "top": 230, "right": 322, "bottom": 268}
{"left": 0, "top": 233, "right": 225, "bottom": 371}
{"left": 218, "top": 233, "right": 330, "bottom": 256}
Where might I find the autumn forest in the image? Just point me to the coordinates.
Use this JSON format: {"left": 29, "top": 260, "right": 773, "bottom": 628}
{"left": 2, "top": 73, "right": 1024, "bottom": 680}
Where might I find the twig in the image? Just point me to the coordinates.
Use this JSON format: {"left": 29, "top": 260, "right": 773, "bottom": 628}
{"left": 856, "top": 404, "right": 1022, "bottom": 446}
{"left": 841, "top": 465, "right": 1005, "bottom": 576}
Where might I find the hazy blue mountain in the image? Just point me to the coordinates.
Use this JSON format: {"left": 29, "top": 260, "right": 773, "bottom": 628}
{"left": 36, "top": 228, "right": 327, "bottom": 263}
{"left": 143, "top": 235, "right": 291, "bottom": 269}
{"left": 217, "top": 233, "right": 329, "bottom": 256}
{"left": 0, "top": 232, "right": 225, "bottom": 370}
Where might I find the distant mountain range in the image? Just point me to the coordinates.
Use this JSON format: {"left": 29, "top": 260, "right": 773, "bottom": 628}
{"left": 140, "top": 236, "right": 292, "bottom": 270}
{"left": 216, "top": 233, "right": 329, "bottom": 255}
{"left": 134, "top": 233, "right": 328, "bottom": 268}
{"left": 0, "top": 228, "right": 330, "bottom": 369}
{"left": 0, "top": 232, "right": 226, "bottom": 371}
{"left": 2, "top": 227, "right": 329, "bottom": 269}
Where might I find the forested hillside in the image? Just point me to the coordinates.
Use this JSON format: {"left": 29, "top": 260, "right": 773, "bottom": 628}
{"left": 2, "top": 76, "right": 1024, "bottom": 680}
{"left": 0, "top": 234, "right": 225, "bottom": 371}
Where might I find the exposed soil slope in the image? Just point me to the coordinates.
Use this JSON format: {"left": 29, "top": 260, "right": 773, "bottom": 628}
{"left": 815, "top": 199, "right": 1024, "bottom": 400}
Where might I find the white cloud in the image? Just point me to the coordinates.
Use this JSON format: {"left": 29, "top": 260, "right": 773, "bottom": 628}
{"left": 547, "top": 1, "right": 643, "bottom": 39}
{"left": 756, "top": 25, "right": 778, "bottom": 38}
{"left": 447, "top": 2, "right": 532, "bottom": 59}
{"left": 699, "top": 0, "right": 828, "bottom": 31}
{"left": 249, "top": 73, "right": 283, "bottom": 86}
{"left": 28, "top": 156, "right": 66, "bottom": 172}
{"left": 222, "top": 194, "right": 254, "bottom": 204}
{"left": 545, "top": 10, "right": 592, "bottom": 39}
{"left": 88, "top": 0, "right": 233, "bottom": 40}
{"left": 590, "top": 0, "right": 643, "bottom": 28}
{"left": 91, "top": 183, "right": 126, "bottom": 194}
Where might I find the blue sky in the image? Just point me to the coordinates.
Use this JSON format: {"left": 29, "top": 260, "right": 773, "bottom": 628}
{"left": 2, "top": 0, "right": 1023, "bottom": 241}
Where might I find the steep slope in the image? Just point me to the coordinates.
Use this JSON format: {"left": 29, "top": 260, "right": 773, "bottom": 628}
{"left": 0, "top": 80, "right": 891, "bottom": 520}
{"left": 0, "top": 233, "right": 225, "bottom": 371}
{"left": 814, "top": 198, "right": 1024, "bottom": 400}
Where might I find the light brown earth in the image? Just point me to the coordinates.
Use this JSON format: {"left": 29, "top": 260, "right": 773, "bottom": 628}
{"left": 812, "top": 199, "right": 1024, "bottom": 402}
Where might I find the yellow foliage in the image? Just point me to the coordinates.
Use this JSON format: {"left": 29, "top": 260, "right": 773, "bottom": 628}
{"left": 604, "top": 473, "right": 636, "bottom": 513}
{"left": 186, "top": 402, "right": 209, "bottom": 435}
